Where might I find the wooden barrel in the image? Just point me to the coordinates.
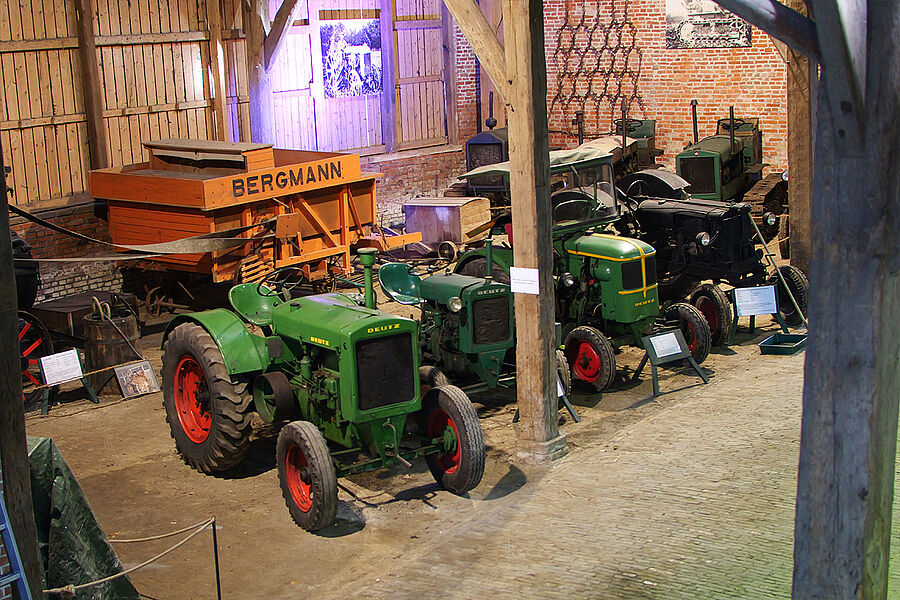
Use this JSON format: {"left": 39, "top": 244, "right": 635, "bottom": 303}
{"left": 83, "top": 312, "right": 141, "bottom": 396}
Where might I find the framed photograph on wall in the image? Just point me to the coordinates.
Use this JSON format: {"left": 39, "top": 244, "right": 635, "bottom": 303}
{"left": 666, "top": 0, "right": 751, "bottom": 49}
{"left": 115, "top": 361, "right": 160, "bottom": 399}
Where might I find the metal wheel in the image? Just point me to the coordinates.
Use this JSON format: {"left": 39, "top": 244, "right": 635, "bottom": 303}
{"left": 419, "top": 385, "right": 485, "bottom": 495}
{"left": 690, "top": 283, "right": 734, "bottom": 346}
{"left": 564, "top": 326, "right": 616, "bottom": 392}
{"left": 173, "top": 356, "right": 212, "bottom": 444}
{"left": 276, "top": 421, "right": 338, "bottom": 531}
{"left": 18, "top": 311, "right": 57, "bottom": 407}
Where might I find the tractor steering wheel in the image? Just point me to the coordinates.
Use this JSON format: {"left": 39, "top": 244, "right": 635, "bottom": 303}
{"left": 257, "top": 266, "right": 306, "bottom": 298}
{"left": 718, "top": 118, "right": 746, "bottom": 131}
{"left": 613, "top": 118, "right": 643, "bottom": 134}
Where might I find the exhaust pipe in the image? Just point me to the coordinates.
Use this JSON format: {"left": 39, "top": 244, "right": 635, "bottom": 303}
{"left": 358, "top": 248, "right": 377, "bottom": 309}
{"left": 690, "top": 99, "right": 699, "bottom": 144}
{"left": 729, "top": 106, "right": 736, "bottom": 151}
{"left": 621, "top": 99, "right": 628, "bottom": 155}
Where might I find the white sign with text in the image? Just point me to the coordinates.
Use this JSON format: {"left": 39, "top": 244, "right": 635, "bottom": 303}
{"left": 649, "top": 331, "right": 683, "bottom": 358}
{"left": 733, "top": 285, "right": 778, "bottom": 317}
{"left": 509, "top": 266, "right": 540, "bottom": 295}
{"left": 40, "top": 349, "right": 84, "bottom": 386}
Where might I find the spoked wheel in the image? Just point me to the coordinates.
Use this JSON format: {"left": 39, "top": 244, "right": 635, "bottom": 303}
{"left": 663, "top": 302, "right": 712, "bottom": 364}
{"left": 276, "top": 421, "right": 338, "bottom": 531}
{"left": 564, "top": 326, "right": 616, "bottom": 392}
{"left": 162, "top": 322, "right": 254, "bottom": 473}
{"left": 419, "top": 385, "right": 485, "bottom": 495}
{"left": 18, "top": 311, "right": 57, "bottom": 408}
{"left": 419, "top": 365, "right": 449, "bottom": 396}
{"left": 689, "top": 283, "right": 734, "bottom": 346}
{"left": 770, "top": 265, "right": 808, "bottom": 327}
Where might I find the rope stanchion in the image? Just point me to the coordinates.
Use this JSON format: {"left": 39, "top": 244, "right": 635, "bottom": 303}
{"left": 43, "top": 517, "right": 222, "bottom": 600}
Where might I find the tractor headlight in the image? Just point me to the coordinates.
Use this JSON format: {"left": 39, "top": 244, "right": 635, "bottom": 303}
{"left": 561, "top": 272, "right": 576, "bottom": 287}
{"left": 764, "top": 212, "right": 777, "bottom": 226}
{"left": 448, "top": 296, "right": 463, "bottom": 313}
{"left": 696, "top": 232, "right": 711, "bottom": 246}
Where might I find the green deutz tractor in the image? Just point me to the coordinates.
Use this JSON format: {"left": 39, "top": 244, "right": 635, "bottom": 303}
{"left": 377, "top": 242, "right": 572, "bottom": 395}
{"left": 160, "top": 249, "right": 485, "bottom": 532}
{"left": 454, "top": 143, "right": 711, "bottom": 392}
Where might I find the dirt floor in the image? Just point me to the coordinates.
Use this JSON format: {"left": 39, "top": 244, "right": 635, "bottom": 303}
{"left": 23, "top": 290, "right": 808, "bottom": 599}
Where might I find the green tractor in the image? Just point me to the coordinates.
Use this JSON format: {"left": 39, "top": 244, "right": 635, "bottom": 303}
{"left": 160, "top": 249, "right": 485, "bottom": 532}
{"left": 454, "top": 145, "right": 711, "bottom": 392}
{"left": 377, "top": 241, "right": 572, "bottom": 397}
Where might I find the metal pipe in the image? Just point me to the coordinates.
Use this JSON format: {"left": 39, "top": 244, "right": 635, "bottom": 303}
{"left": 690, "top": 99, "right": 699, "bottom": 144}
{"left": 358, "top": 248, "right": 377, "bottom": 309}
{"left": 729, "top": 106, "right": 736, "bottom": 151}
{"left": 484, "top": 238, "right": 494, "bottom": 282}
{"left": 621, "top": 99, "right": 627, "bottom": 153}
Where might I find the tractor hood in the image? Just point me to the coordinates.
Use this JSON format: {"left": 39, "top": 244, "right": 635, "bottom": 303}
{"left": 271, "top": 292, "right": 417, "bottom": 350}
{"left": 678, "top": 135, "right": 743, "bottom": 160}
{"left": 636, "top": 197, "right": 752, "bottom": 226}
{"left": 565, "top": 232, "right": 655, "bottom": 261}
{"left": 419, "top": 272, "right": 507, "bottom": 306}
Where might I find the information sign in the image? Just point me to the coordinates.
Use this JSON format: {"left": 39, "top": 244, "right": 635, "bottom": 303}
{"left": 39, "top": 349, "right": 84, "bottom": 386}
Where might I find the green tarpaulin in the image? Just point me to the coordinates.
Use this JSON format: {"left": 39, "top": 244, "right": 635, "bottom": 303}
{"left": 27, "top": 437, "right": 139, "bottom": 600}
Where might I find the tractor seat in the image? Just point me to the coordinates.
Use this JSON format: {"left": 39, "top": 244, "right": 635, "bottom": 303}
{"left": 228, "top": 283, "right": 276, "bottom": 326}
{"left": 378, "top": 263, "right": 423, "bottom": 305}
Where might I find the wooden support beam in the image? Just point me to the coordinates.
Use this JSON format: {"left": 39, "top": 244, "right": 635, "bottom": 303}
{"left": 264, "top": 0, "right": 302, "bottom": 68}
{"left": 207, "top": 0, "right": 229, "bottom": 141}
{"left": 74, "top": 0, "right": 108, "bottom": 169}
{"left": 792, "top": 2, "right": 900, "bottom": 598}
{"left": 440, "top": 2, "right": 459, "bottom": 145}
{"left": 712, "top": 0, "right": 819, "bottom": 60}
{"left": 0, "top": 142, "right": 43, "bottom": 599}
{"left": 380, "top": 0, "right": 398, "bottom": 153}
{"left": 442, "top": 0, "right": 510, "bottom": 99}
{"left": 502, "top": 0, "right": 565, "bottom": 460}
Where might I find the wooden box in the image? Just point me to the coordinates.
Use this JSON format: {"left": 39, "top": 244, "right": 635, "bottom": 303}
{"left": 404, "top": 197, "right": 491, "bottom": 244}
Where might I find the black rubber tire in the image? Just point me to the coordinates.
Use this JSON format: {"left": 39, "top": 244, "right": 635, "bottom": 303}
{"left": 419, "top": 365, "right": 450, "bottom": 396}
{"left": 457, "top": 257, "right": 510, "bottom": 284}
{"left": 564, "top": 325, "right": 616, "bottom": 392}
{"left": 276, "top": 421, "right": 338, "bottom": 532}
{"left": 419, "top": 384, "right": 485, "bottom": 495}
{"left": 778, "top": 215, "right": 790, "bottom": 260}
{"left": 664, "top": 302, "right": 712, "bottom": 364}
{"left": 162, "top": 322, "right": 254, "bottom": 473}
{"left": 555, "top": 349, "right": 572, "bottom": 397}
{"left": 770, "top": 265, "right": 808, "bottom": 327}
{"left": 689, "top": 283, "right": 734, "bottom": 346}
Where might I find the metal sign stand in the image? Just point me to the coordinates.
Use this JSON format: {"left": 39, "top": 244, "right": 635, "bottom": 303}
{"left": 727, "top": 287, "right": 790, "bottom": 345}
{"left": 631, "top": 329, "right": 709, "bottom": 397}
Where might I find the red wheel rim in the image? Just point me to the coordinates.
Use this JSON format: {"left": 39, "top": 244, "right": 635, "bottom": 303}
{"left": 572, "top": 341, "right": 602, "bottom": 383}
{"left": 694, "top": 296, "right": 719, "bottom": 332}
{"left": 681, "top": 322, "right": 698, "bottom": 353}
{"left": 174, "top": 356, "right": 211, "bottom": 443}
{"left": 284, "top": 444, "right": 313, "bottom": 512}
{"left": 428, "top": 409, "right": 461, "bottom": 474}
{"left": 19, "top": 317, "right": 48, "bottom": 402}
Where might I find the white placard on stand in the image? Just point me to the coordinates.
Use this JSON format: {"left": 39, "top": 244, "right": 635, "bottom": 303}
{"left": 733, "top": 285, "right": 778, "bottom": 317}
{"left": 649, "top": 331, "right": 682, "bottom": 358}
{"left": 509, "top": 266, "right": 540, "bottom": 295}
{"left": 39, "top": 349, "right": 84, "bottom": 386}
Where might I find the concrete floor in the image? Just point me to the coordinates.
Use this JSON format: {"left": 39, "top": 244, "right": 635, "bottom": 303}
{"left": 22, "top": 316, "right": 900, "bottom": 599}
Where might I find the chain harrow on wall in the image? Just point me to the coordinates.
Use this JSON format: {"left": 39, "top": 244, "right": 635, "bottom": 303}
{"left": 549, "top": 0, "right": 645, "bottom": 139}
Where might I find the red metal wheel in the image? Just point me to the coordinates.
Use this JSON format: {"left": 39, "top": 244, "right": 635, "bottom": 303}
{"left": 427, "top": 408, "right": 461, "bottom": 475}
{"left": 173, "top": 356, "right": 212, "bottom": 444}
{"left": 572, "top": 341, "right": 602, "bottom": 383}
{"left": 284, "top": 444, "right": 314, "bottom": 513}
{"left": 18, "top": 311, "right": 55, "bottom": 405}
{"left": 682, "top": 321, "right": 698, "bottom": 353}
{"left": 694, "top": 295, "right": 719, "bottom": 334}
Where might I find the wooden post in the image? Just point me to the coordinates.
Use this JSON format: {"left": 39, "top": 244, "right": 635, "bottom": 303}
{"left": 502, "top": 0, "right": 564, "bottom": 460}
{"left": 74, "top": 0, "right": 108, "bottom": 169}
{"left": 243, "top": 0, "right": 301, "bottom": 144}
{"left": 0, "top": 143, "right": 43, "bottom": 599}
{"left": 207, "top": 0, "right": 229, "bottom": 141}
{"left": 380, "top": 0, "right": 398, "bottom": 153}
{"left": 444, "top": 0, "right": 564, "bottom": 460}
{"left": 440, "top": 2, "right": 458, "bottom": 146}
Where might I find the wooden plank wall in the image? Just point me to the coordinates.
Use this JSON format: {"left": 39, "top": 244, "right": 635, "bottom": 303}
{"left": 0, "top": 0, "right": 449, "bottom": 209}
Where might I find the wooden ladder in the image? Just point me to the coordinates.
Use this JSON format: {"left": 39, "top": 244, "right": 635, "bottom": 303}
{"left": 0, "top": 490, "right": 32, "bottom": 600}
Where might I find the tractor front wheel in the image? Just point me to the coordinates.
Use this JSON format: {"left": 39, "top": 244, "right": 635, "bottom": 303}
{"left": 162, "top": 322, "right": 254, "bottom": 473}
{"left": 770, "top": 265, "right": 808, "bottom": 327}
{"left": 689, "top": 283, "right": 733, "bottom": 346}
{"left": 277, "top": 421, "right": 338, "bottom": 531}
{"left": 419, "top": 385, "right": 485, "bottom": 495}
{"left": 664, "top": 302, "right": 712, "bottom": 364}
{"left": 419, "top": 365, "right": 449, "bottom": 396}
{"left": 564, "top": 326, "right": 616, "bottom": 392}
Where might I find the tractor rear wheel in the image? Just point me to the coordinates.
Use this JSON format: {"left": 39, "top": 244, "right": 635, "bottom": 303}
{"left": 277, "top": 421, "right": 338, "bottom": 531}
{"left": 771, "top": 265, "right": 808, "bottom": 327}
{"left": 162, "top": 322, "right": 254, "bottom": 473}
{"left": 664, "top": 302, "right": 712, "bottom": 364}
{"left": 564, "top": 326, "right": 616, "bottom": 392}
{"left": 457, "top": 258, "right": 510, "bottom": 284}
{"left": 420, "top": 385, "right": 485, "bottom": 495}
{"left": 419, "top": 365, "right": 449, "bottom": 396}
{"left": 689, "top": 283, "right": 733, "bottom": 346}
{"left": 555, "top": 349, "right": 572, "bottom": 397}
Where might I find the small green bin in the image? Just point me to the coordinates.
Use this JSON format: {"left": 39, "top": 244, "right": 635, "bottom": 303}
{"left": 759, "top": 333, "right": 807, "bottom": 355}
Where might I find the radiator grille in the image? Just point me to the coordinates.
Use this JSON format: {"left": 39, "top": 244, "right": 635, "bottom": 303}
{"left": 355, "top": 333, "right": 415, "bottom": 411}
{"left": 679, "top": 157, "right": 716, "bottom": 195}
{"left": 472, "top": 296, "right": 511, "bottom": 345}
{"left": 466, "top": 143, "right": 506, "bottom": 188}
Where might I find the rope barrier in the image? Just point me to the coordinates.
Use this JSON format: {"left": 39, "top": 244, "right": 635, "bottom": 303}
{"left": 43, "top": 517, "right": 220, "bottom": 599}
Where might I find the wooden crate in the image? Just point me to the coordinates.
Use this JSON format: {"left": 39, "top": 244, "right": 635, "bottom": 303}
{"left": 404, "top": 197, "right": 491, "bottom": 244}
{"left": 90, "top": 139, "right": 419, "bottom": 283}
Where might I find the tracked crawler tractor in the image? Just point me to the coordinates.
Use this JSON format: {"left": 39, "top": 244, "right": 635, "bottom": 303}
{"left": 161, "top": 249, "right": 485, "bottom": 531}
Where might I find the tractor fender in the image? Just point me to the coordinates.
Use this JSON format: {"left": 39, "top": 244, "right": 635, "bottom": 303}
{"left": 162, "top": 309, "right": 268, "bottom": 376}
{"left": 454, "top": 247, "right": 514, "bottom": 276}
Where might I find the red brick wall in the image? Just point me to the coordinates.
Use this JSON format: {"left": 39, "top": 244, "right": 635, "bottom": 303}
{"left": 452, "top": 1, "right": 788, "bottom": 173}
